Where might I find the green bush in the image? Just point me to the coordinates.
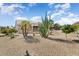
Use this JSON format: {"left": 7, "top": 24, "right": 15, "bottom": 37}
{"left": 8, "top": 28, "right": 17, "bottom": 33}
{"left": 61, "top": 24, "right": 77, "bottom": 40}
{"left": 71, "top": 24, "right": 79, "bottom": 32}
{"left": 0, "top": 27, "right": 17, "bottom": 39}
{"left": 10, "top": 28, "right": 17, "bottom": 33}
{"left": 1, "top": 28, "right": 9, "bottom": 35}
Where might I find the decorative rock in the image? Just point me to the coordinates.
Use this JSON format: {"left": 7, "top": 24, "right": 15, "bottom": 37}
{"left": 25, "top": 50, "right": 30, "bottom": 56}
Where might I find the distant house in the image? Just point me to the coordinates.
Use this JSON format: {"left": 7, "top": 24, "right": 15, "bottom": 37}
{"left": 15, "top": 20, "right": 40, "bottom": 34}
{"left": 30, "top": 22, "right": 39, "bottom": 33}
{"left": 15, "top": 20, "right": 54, "bottom": 34}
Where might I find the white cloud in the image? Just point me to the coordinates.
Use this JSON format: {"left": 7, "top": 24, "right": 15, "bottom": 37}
{"left": 50, "top": 4, "right": 70, "bottom": 19}
{"left": 54, "top": 4, "right": 61, "bottom": 9}
{"left": 47, "top": 11, "right": 51, "bottom": 15}
{"left": 48, "top": 3, "right": 54, "bottom": 6}
{"left": 68, "top": 13, "right": 74, "bottom": 17}
{"left": 61, "top": 3, "right": 70, "bottom": 10}
{"left": 12, "top": 4, "right": 25, "bottom": 9}
{"left": 49, "top": 3, "right": 79, "bottom": 25}
{"left": 15, "top": 17, "right": 28, "bottom": 20}
{"left": 14, "top": 11, "right": 19, "bottom": 15}
{"left": 48, "top": 3, "right": 55, "bottom": 8}
{"left": 30, "top": 16, "right": 41, "bottom": 22}
{"left": 49, "top": 3, "right": 75, "bottom": 25}
{"left": 54, "top": 3, "right": 70, "bottom": 10}
{"left": 51, "top": 9, "right": 65, "bottom": 19}
{"left": 67, "top": 12, "right": 78, "bottom": 18}
{"left": 55, "top": 18, "right": 79, "bottom": 25}
{"left": 51, "top": 13, "right": 59, "bottom": 18}
{"left": 0, "top": 3, "right": 3, "bottom": 8}
{"left": 46, "top": 3, "right": 79, "bottom": 25}
{"left": 0, "top": 4, "right": 25, "bottom": 15}
{"left": 28, "top": 3, "right": 36, "bottom": 7}
{"left": 15, "top": 16, "right": 41, "bottom": 23}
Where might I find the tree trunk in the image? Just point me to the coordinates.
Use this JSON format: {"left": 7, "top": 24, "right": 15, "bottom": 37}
{"left": 21, "top": 27, "right": 26, "bottom": 38}
{"left": 24, "top": 25, "right": 28, "bottom": 37}
{"left": 65, "top": 34, "right": 67, "bottom": 40}
{"left": 33, "top": 32, "right": 35, "bottom": 36}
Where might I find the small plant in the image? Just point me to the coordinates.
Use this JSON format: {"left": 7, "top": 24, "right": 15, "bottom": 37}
{"left": 9, "top": 33, "right": 15, "bottom": 39}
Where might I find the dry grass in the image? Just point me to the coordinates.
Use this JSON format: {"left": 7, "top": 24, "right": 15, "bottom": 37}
{"left": 0, "top": 30, "right": 79, "bottom": 56}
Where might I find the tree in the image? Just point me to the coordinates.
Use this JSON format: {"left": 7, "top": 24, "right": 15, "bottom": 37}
{"left": 71, "top": 24, "right": 79, "bottom": 37}
{"left": 39, "top": 15, "right": 53, "bottom": 38}
{"left": 53, "top": 23, "right": 61, "bottom": 30}
{"left": 20, "top": 20, "right": 31, "bottom": 38}
{"left": 71, "top": 24, "right": 79, "bottom": 32}
{"left": 61, "top": 24, "right": 76, "bottom": 40}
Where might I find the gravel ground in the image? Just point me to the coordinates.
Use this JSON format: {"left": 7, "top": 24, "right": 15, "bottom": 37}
{"left": 0, "top": 31, "right": 79, "bottom": 56}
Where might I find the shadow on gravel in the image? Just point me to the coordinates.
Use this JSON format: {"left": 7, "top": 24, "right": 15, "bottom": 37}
{"left": 47, "top": 37, "right": 74, "bottom": 44}
{"left": 72, "top": 40, "right": 79, "bottom": 43}
{"left": 24, "top": 36, "right": 40, "bottom": 43}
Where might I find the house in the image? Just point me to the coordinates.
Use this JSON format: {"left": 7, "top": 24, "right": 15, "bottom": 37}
{"left": 15, "top": 20, "right": 54, "bottom": 34}
{"left": 15, "top": 20, "right": 40, "bottom": 34}
{"left": 15, "top": 20, "right": 23, "bottom": 34}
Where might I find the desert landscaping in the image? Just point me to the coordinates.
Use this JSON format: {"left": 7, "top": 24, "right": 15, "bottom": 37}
{"left": 0, "top": 15, "right": 79, "bottom": 56}
{"left": 0, "top": 30, "right": 79, "bottom": 56}
{"left": 0, "top": 3, "right": 79, "bottom": 56}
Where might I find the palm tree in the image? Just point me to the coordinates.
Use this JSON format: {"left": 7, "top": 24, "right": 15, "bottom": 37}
{"left": 39, "top": 15, "right": 53, "bottom": 38}
{"left": 20, "top": 20, "right": 31, "bottom": 38}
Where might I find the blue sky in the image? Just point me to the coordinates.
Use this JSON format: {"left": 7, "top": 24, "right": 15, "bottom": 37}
{"left": 0, "top": 3, "right": 79, "bottom": 26}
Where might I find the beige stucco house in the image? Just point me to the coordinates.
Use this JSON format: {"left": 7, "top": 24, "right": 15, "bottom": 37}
{"left": 15, "top": 20, "right": 54, "bottom": 34}
{"left": 15, "top": 20, "right": 40, "bottom": 34}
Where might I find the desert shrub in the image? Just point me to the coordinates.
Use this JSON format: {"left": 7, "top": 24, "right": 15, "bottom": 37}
{"left": 1, "top": 28, "right": 9, "bottom": 35}
{"left": 39, "top": 15, "right": 53, "bottom": 38}
{"left": 0, "top": 27, "right": 17, "bottom": 39}
{"left": 1, "top": 27, "right": 17, "bottom": 34}
{"left": 8, "top": 28, "right": 17, "bottom": 34}
{"left": 39, "top": 23, "right": 48, "bottom": 38}
{"left": 9, "top": 33, "right": 15, "bottom": 39}
{"left": 10, "top": 28, "right": 17, "bottom": 33}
